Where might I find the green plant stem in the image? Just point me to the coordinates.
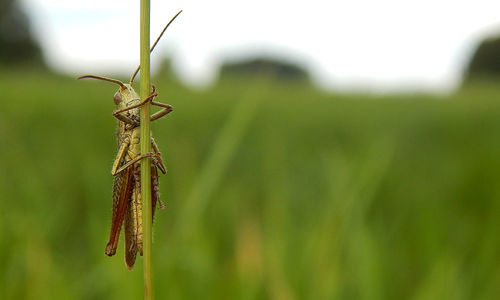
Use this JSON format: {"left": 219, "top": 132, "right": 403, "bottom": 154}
{"left": 139, "top": 0, "right": 153, "bottom": 299}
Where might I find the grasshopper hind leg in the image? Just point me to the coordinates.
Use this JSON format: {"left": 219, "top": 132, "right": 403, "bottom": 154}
{"left": 106, "top": 168, "right": 134, "bottom": 257}
{"left": 124, "top": 167, "right": 142, "bottom": 269}
{"left": 151, "top": 138, "right": 167, "bottom": 174}
{"left": 151, "top": 166, "right": 165, "bottom": 211}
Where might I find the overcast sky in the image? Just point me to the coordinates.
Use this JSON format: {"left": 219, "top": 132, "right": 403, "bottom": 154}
{"left": 22, "top": 0, "right": 500, "bottom": 92}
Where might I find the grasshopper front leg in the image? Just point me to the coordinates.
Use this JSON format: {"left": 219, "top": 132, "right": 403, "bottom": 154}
{"left": 150, "top": 100, "right": 173, "bottom": 121}
{"left": 113, "top": 89, "right": 172, "bottom": 123}
{"left": 112, "top": 92, "right": 158, "bottom": 125}
{"left": 149, "top": 84, "right": 173, "bottom": 122}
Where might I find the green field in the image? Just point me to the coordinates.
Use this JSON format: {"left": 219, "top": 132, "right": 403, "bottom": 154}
{"left": 0, "top": 71, "right": 499, "bottom": 299}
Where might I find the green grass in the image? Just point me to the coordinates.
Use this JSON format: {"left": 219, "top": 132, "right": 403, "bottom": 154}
{"left": 0, "top": 70, "right": 499, "bottom": 300}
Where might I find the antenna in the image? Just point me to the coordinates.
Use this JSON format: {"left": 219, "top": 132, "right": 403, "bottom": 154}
{"left": 129, "top": 10, "right": 183, "bottom": 85}
{"left": 78, "top": 75, "right": 125, "bottom": 87}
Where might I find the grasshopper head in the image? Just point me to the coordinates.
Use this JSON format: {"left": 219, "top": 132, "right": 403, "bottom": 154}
{"left": 78, "top": 75, "right": 137, "bottom": 108}
{"left": 113, "top": 84, "right": 139, "bottom": 109}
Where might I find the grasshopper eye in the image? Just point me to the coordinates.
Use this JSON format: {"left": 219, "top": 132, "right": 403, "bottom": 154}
{"left": 113, "top": 91, "right": 122, "bottom": 104}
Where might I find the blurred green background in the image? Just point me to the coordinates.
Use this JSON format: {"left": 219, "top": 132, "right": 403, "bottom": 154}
{"left": 1, "top": 70, "right": 500, "bottom": 299}
{"left": 1, "top": 0, "right": 500, "bottom": 299}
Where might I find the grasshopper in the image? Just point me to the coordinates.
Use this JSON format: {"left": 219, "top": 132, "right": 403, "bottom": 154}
{"left": 78, "top": 11, "right": 182, "bottom": 269}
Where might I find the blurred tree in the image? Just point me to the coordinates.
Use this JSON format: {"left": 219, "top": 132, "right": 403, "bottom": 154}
{"left": 464, "top": 36, "right": 500, "bottom": 81}
{"left": 0, "top": 0, "right": 44, "bottom": 66}
{"left": 218, "top": 57, "right": 310, "bottom": 83}
{"left": 155, "top": 57, "right": 176, "bottom": 81}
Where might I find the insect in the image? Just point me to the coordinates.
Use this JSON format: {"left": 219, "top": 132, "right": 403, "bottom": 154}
{"left": 78, "top": 11, "right": 182, "bottom": 269}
